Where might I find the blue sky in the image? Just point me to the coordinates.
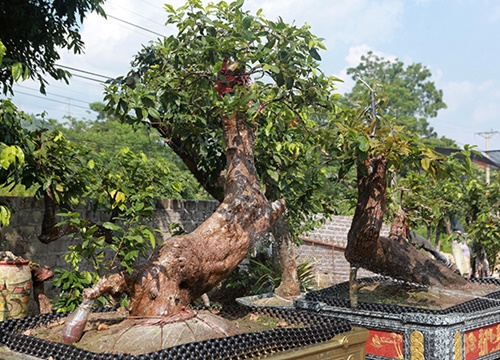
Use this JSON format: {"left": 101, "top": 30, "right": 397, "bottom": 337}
{"left": 6, "top": 0, "right": 500, "bottom": 151}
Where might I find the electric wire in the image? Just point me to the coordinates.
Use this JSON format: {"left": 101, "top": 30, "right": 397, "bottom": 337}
{"left": 14, "top": 91, "right": 91, "bottom": 111}
{"left": 6, "top": 4, "right": 168, "bottom": 119}
{"left": 106, "top": 0, "right": 166, "bottom": 29}
{"left": 16, "top": 85, "right": 91, "bottom": 105}
{"left": 56, "top": 64, "right": 113, "bottom": 80}
{"left": 107, "top": 14, "right": 165, "bottom": 38}
{"left": 69, "top": 73, "right": 108, "bottom": 84}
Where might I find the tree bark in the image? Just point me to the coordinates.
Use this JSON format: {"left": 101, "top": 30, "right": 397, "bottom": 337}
{"left": 82, "top": 111, "right": 286, "bottom": 316}
{"left": 345, "top": 156, "right": 468, "bottom": 288}
{"left": 272, "top": 217, "right": 300, "bottom": 298}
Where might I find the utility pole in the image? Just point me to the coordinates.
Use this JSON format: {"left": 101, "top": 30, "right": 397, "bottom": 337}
{"left": 476, "top": 130, "right": 499, "bottom": 185}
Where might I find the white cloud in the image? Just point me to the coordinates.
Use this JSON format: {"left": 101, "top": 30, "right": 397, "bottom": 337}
{"left": 430, "top": 79, "right": 500, "bottom": 149}
{"left": 245, "top": 0, "right": 404, "bottom": 45}
{"left": 58, "top": 0, "right": 405, "bottom": 88}
{"left": 334, "top": 45, "right": 399, "bottom": 93}
{"left": 60, "top": 0, "right": 174, "bottom": 78}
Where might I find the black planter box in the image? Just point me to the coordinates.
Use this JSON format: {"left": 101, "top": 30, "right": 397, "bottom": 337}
{"left": 0, "top": 305, "right": 355, "bottom": 360}
{"left": 296, "top": 276, "right": 500, "bottom": 360}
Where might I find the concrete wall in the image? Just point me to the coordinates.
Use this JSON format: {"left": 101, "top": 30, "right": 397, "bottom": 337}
{"left": 0, "top": 197, "right": 387, "bottom": 296}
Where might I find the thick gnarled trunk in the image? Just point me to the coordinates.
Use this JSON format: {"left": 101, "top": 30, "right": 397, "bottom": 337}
{"left": 345, "top": 156, "right": 467, "bottom": 288}
{"left": 83, "top": 111, "right": 286, "bottom": 316}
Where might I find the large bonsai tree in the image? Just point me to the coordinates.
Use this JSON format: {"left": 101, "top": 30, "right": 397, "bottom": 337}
{"left": 82, "top": 0, "right": 339, "bottom": 313}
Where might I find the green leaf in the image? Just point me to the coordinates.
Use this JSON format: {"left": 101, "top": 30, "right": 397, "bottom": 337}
{"left": 0, "top": 145, "right": 24, "bottom": 169}
{"left": 242, "top": 16, "right": 252, "bottom": 30}
{"left": 267, "top": 169, "right": 279, "bottom": 182}
{"left": 0, "top": 205, "right": 11, "bottom": 227}
{"left": 146, "top": 229, "right": 156, "bottom": 249}
{"left": 12, "top": 62, "right": 23, "bottom": 81}
{"left": 148, "top": 107, "right": 161, "bottom": 119}
{"left": 42, "top": 178, "right": 52, "bottom": 191}
{"left": 421, "top": 158, "right": 430, "bottom": 171}
{"left": 263, "top": 64, "right": 280, "bottom": 74}
{"left": 231, "top": 0, "right": 244, "bottom": 9}
{"left": 309, "top": 48, "right": 321, "bottom": 61}
{"left": 102, "top": 222, "right": 121, "bottom": 231}
{"left": 0, "top": 41, "right": 5, "bottom": 64}
{"left": 357, "top": 136, "right": 369, "bottom": 152}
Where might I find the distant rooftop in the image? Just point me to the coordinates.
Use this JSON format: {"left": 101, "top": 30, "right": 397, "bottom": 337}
{"left": 487, "top": 150, "right": 500, "bottom": 168}
{"left": 435, "top": 147, "right": 500, "bottom": 170}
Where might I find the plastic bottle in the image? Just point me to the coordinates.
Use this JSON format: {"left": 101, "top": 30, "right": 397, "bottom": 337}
{"left": 61, "top": 299, "right": 94, "bottom": 345}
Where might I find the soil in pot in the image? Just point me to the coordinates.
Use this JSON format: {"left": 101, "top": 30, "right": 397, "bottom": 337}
{"left": 22, "top": 307, "right": 302, "bottom": 356}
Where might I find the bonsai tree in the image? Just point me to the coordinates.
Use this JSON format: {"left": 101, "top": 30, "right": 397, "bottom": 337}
{"left": 99, "top": 0, "right": 340, "bottom": 300}
{"left": 331, "top": 88, "right": 471, "bottom": 288}
{"left": 81, "top": 0, "right": 339, "bottom": 314}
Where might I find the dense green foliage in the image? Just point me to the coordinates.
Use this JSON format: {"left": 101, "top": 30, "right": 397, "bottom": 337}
{"left": 104, "top": 0, "right": 342, "bottom": 237}
{"left": 0, "top": 98, "right": 187, "bottom": 311}
{"left": 51, "top": 143, "right": 181, "bottom": 310}
{"left": 57, "top": 103, "right": 209, "bottom": 200}
{"left": 345, "top": 51, "right": 455, "bottom": 147}
{"left": 0, "top": 98, "right": 28, "bottom": 225}
{"left": 0, "top": 0, "right": 106, "bottom": 94}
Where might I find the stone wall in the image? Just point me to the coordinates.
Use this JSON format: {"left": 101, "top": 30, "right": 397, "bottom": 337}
{"left": 0, "top": 197, "right": 220, "bottom": 268}
{"left": 0, "top": 197, "right": 386, "bottom": 296}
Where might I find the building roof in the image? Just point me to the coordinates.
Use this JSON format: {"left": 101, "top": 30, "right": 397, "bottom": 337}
{"left": 435, "top": 147, "right": 500, "bottom": 170}
{"left": 487, "top": 150, "right": 500, "bottom": 168}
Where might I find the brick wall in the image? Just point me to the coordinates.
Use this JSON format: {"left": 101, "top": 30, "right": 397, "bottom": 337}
{"left": 295, "top": 216, "right": 389, "bottom": 286}
{"left": 0, "top": 197, "right": 387, "bottom": 294}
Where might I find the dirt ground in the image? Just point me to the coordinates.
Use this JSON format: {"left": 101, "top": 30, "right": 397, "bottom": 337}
{"left": 21, "top": 307, "right": 297, "bottom": 356}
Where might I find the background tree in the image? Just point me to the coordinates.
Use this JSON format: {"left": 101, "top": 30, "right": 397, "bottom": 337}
{"left": 0, "top": 0, "right": 107, "bottom": 227}
{"left": 396, "top": 170, "right": 462, "bottom": 249}
{"left": 345, "top": 51, "right": 454, "bottom": 147}
{"left": 0, "top": 99, "right": 187, "bottom": 310}
{"left": 57, "top": 103, "right": 209, "bottom": 200}
{"left": 0, "top": 0, "right": 106, "bottom": 94}
{"left": 456, "top": 175, "right": 500, "bottom": 274}
{"left": 0, "top": 99, "right": 29, "bottom": 225}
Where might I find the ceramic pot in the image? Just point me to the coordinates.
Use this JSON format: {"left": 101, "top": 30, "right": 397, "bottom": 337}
{"left": 0, "top": 259, "right": 32, "bottom": 321}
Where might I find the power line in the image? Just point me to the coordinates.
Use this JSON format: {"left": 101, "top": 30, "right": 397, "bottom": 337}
{"left": 56, "top": 64, "right": 112, "bottom": 80}
{"left": 15, "top": 91, "right": 90, "bottom": 111}
{"left": 70, "top": 73, "right": 109, "bottom": 84}
{"left": 137, "top": 0, "right": 164, "bottom": 11}
{"left": 69, "top": 77, "right": 107, "bottom": 90}
{"left": 17, "top": 85, "right": 91, "bottom": 105}
{"left": 106, "top": 0, "right": 166, "bottom": 29}
{"left": 107, "top": 14, "right": 165, "bottom": 38}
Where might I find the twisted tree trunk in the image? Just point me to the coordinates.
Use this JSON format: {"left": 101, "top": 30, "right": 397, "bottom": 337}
{"left": 82, "top": 111, "right": 286, "bottom": 316}
{"left": 345, "top": 156, "right": 467, "bottom": 288}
